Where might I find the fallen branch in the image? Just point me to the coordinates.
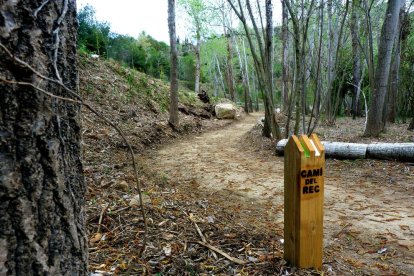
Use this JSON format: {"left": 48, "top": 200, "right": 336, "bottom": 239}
{"left": 196, "top": 241, "right": 247, "bottom": 265}
{"left": 97, "top": 204, "right": 109, "bottom": 233}
{"left": 186, "top": 212, "right": 218, "bottom": 259}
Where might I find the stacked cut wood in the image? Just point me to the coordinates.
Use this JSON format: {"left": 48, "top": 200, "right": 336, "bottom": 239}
{"left": 276, "top": 139, "right": 414, "bottom": 161}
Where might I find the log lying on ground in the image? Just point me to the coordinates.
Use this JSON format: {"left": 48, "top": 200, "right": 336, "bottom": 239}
{"left": 367, "top": 143, "right": 414, "bottom": 162}
{"left": 276, "top": 139, "right": 414, "bottom": 161}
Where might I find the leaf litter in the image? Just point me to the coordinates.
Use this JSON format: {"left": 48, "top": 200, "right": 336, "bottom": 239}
{"left": 81, "top": 55, "right": 414, "bottom": 275}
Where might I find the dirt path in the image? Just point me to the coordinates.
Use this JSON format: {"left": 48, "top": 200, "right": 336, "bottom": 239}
{"left": 145, "top": 113, "right": 414, "bottom": 274}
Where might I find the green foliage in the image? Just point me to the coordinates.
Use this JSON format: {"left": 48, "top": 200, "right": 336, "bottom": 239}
{"left": 178, "top": 43, "right": 196, "bottom": 89}
{"left": 77, "top": 4, "right": 110, "bottom": 56}
{"left": 77, "top": 6, "right": 170, "bottom": 81}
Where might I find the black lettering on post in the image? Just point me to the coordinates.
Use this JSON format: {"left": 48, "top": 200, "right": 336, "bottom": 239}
{"left": 309, "top": 185, "right": 314, "bottom": 193}
{"left": 301, "top": 170, "right": 307, "bottom": 178}
{"left": 312, "top": 169, "right": 320, "bottom": 177}
{"left": 303, "top": 186, "right": 309, "bottom": 194}
{"left": 315, "top": 185, "right": 320, "bottom": 193}
{"left": 305, "top": 178, "right": 310, "bottom": 185}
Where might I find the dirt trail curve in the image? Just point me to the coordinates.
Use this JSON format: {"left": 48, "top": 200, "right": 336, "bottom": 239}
{"left": 145, "top": 113, "right": 414, "bottom": 274}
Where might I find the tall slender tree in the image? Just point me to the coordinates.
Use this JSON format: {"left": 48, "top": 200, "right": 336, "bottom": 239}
{"left": 228, "top": 0, "right": 281, "bottom": 139}
{"left": 351, "top": 0, "right": 362, "bottom": 119}
{"left": 179, "top": 0, "right": 206, "bottom": 95}
{"left": 364, "top": 0, "right": 404, "bottom": 136}
{"left": 281, "top": 0, "right": 289, "bottom": 112}
{"left": 168, "top": 0, "right": 179, "bottom": 128}
{"left": 0, "top": 0, "right": 87, "bottom": 274}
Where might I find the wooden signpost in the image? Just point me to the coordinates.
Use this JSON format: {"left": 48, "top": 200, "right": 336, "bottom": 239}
{"left": 284, "top": 134, "right": 325, "bottom": 269}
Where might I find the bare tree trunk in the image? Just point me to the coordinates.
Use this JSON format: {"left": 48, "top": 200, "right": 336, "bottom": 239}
{"left": 284, "top": 0, "right": 315, "bottom": 135}
{"left": 386, "top": 6, "right": 405, "bottom": 124}
{"left": 225, "top": 32, "right": 236, "bottom": 101}
{"left": 281, "top": 0, "right": 289, "bottom": 112}
{"left": 409, "top": 117, "right": 414, "bottom": 131}
{"left": 168, "top": 0, "right": 179, "bottom": 127}
{"left": 386, "top": 37, "right": 401, "bottom": 124}
{"left": 0, "top": 0, "right": 87, "bottom": 274}
{"left": 241, "top": 38, "right": 253, "bottom": 112}
{"left": 351, "top": 0, "right": 361, "bottom": 119}
{"left": 326, "top": 0, "right": 334, "bottom": 119}
{"left": 365, "top": 0, "right": 403, "bottom": 137}
{"left": 195, "top": 31, "right": 201, "bottom": 94}
{"left": 227, "top": 0, "right": 281, "bottom": 139}
{"left": 307, "top": 0, "right": 324, "bottom": 135}
{"left": 234, "top": 36, "right": 250, "bottom": 112}
{"left": 263, "top": 0, "right": 281, "bottom": 139}
{"left": 215, "top": 55, "right": 227, "bottom": 97}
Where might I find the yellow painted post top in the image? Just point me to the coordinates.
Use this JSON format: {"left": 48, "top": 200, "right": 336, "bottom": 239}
{"left": 284, "top": 134, "right": 325, "bottom": 270}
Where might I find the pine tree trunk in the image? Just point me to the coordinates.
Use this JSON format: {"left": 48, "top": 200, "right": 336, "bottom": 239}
{"left": 168, "top": 0, "right": 179, "bottom": 127}
{"left": 365, "top": 0, "right": 403, "bottom": 137}
{"left": 0, "top": 0, "right": 87, "bottom": 275}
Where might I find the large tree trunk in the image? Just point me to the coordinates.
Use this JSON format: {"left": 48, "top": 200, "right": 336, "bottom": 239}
{"left": 385, "top": 6, "right": 404, "bottom": 124}
{"left": 168, "top": 0, "right": 179, "bottom": 127}
{"left": 364, "top": 0, "right": 403, "bottom": 137}
{"left": 0, "top": 0, "right": 87, "bottom": 275}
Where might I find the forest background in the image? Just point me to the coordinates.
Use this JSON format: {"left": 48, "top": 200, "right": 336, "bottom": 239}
{"left": 78, "top": 0, "right": 414, "bottom": 138}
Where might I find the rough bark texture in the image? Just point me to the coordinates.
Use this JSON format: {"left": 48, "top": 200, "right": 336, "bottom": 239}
{"left": 364, "top": 0, "right": 403, "bottom": 136}
{"left": 168, "top": 0, "right": 179, "bottom": 127}
{"left": 0, "top": 0, "right": 87, "bottom": 275}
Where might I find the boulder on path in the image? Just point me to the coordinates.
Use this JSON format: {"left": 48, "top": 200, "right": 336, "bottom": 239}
{"left": 215, "top": 103, "right": 236, "bottom": 119}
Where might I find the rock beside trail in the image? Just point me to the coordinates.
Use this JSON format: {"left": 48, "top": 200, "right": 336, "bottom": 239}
{"left": 215, "top": 103, "right": 236, "bottom": 119}
{"left": 129, "top": 194, "right": 151, "bottom": 206}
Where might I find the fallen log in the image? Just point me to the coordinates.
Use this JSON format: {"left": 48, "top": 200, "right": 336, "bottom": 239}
{"left": 276, "top": 139, "right": 414, "bottom": 161}
{"left": 367, "top": 143, "right": 414, "bottom": 162}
